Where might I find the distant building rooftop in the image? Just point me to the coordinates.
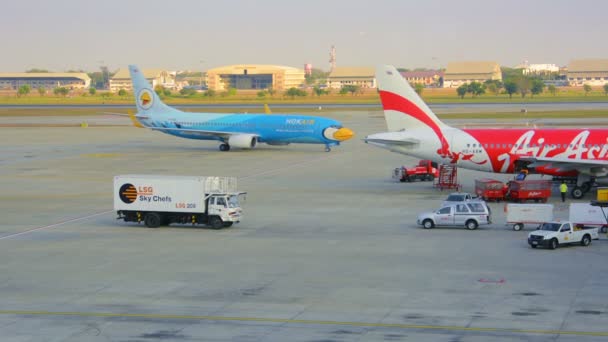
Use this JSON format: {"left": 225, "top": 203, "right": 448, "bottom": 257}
{"left": 328, "top": 67, "right": 374, "bottom": 78}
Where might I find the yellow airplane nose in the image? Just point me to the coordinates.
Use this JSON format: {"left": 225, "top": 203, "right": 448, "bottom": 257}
{"left": 333, "top": 127, "right": 354, "bottom": 141}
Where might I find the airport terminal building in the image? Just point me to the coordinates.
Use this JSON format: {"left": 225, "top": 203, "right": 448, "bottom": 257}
{"left": 0, "top": 73, "right": 90, "bottom": 90}
{"left": 567, "top": 59, "right": 608, "bottom": 86}
{"left": 443, "top": 61, "right": 502, "bottom": 88}
{"left": 110, "top": 69, "right": 176, "bottom": 93}
{"left": 327, "top": 67, "right": 376, "bottom": 89}
{"left": 206, "top": 65, "right": 305, "bottom": 91}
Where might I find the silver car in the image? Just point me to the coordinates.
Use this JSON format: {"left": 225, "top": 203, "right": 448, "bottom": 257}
{"left": 417, "top": 202, "right": 492, "bottom": 230}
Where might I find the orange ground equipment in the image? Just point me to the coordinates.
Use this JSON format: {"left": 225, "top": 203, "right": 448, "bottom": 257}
{"left": 505, "top": 180, "right": 552, "bottom": 203}
{"left": 475, "top": 178, "right": 507, "bottom": 201}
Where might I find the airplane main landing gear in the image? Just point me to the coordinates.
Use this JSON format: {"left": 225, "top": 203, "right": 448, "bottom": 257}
{"left": 325, "top": 145, "right": 331, "bottom": 152}
{"left": 571, "top": 177, "right": 595, "bottom": 199}
{"left": 571, "top": 187, "right": 584, "bottom": 199}
{"left": 219, "top": 143, "right": 231, "bottom": 152}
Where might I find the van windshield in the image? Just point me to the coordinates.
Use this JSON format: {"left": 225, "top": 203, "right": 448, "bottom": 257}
{"left": 446, "top": 194, "right": 464, "bottom": 201}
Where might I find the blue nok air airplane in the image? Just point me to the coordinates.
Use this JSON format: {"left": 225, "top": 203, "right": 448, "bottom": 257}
{"left": 128, "top": 65, "right": 354, "bottom": 151}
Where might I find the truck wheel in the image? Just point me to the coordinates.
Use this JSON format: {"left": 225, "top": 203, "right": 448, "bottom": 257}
{"left": 466, "top": 220, "right": 478, "bottom": 230}
{"left": 428, "top": 175, "right": 435, "bottom": 181}
{"left": 601, "top": 226, "right": 607, "bottom": 234}
{"left": 549, "top": 238, "right": 558, "bottom": 250}
{"left": 144, "top": 213, "right": 161, "bottom": 228}
{"left": 530, "top": 244, "right": 538, "bottom": 249}
{"left": 209, "top": 216, "right": 223, "bottom": 229}
{"left": 513, "top": 223, "right": 523, "bottom": 231}
{"left": 581, "top": 234, "right": 591, "bottom": 246}
{"left": 422, "top": 219, "right": 434, "bottom": 229}
{"left": 223, "top": 222, "right": 233, "bottom": 228}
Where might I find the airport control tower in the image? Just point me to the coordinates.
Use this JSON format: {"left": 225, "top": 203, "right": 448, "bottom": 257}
{"left": 329, "top": 45, "right": 336, "bottom": 72}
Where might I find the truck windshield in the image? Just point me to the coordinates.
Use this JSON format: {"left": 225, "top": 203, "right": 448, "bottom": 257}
{"left": 227, "top": 195, "right": 239, "bottom": 208}
{"left": 540, "top": 223, "right": 561, "bottom": 231}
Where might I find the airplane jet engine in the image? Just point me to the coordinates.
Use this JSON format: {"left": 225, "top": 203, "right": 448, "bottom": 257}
{"left": 228, "top": 134, "right": 258, "bottom": 149}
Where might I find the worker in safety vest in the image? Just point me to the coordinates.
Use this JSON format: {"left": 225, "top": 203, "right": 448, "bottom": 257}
{"left": 560, "top": 181, "right": 568, "bottom": 202}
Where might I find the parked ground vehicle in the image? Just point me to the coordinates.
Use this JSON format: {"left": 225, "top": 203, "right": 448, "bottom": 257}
{"left": 417, "top": 202, "right": 492, "bottom": 230}
{"left": 475, "top": 178, "right": 507, "bottom": 201}
{"left": 393, "top": 160, "right": 438, "bottom": 182}
{"left": 528, "top": 221, "right": 598, "bottom": 249}
{"left": 569, "top": 203, "right": 608, "bottom": 233}
{"left": 114, "top": 175, "right": 245, "bottom": 229}
{"left": 505, "top": 180, "right": 551, "bottom": 203}
{"left": 505, "top": 203, "right": 553, "bottom": 231}
{"left": 441, "top": 192, "right": 484, "bottom": 207}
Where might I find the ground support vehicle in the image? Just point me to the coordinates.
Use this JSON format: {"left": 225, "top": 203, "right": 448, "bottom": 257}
{"left": 528, "top": 221, "right": 598, "bottom": 249}
{"left": 417, "top": 202, "right": 491, "bottom": 230}
{"left": 434, "top": 164, "right": 461, "bottom": 191}
{"left": 570, "top": 202, "right": 608, "bottom": 233}
{"left": 475, "top": 178, "right": 507, "bottom": 201}
{"left": 393, "top": 160, "right": 438, "bottom": 182}
{"left": 505, "top": 203, "right": 553, "bottom": 231}
{"left": 505, "top": 180, "right": 551, "bottom": 203}
{"left": 114, "top": 175, "right": 245, "bottom": 229}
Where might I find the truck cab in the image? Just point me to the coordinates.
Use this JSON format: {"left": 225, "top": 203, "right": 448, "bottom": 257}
{"left": 207, "top": 194, "right": 243, "bottom": 226}
{"left": 528, "top": 221, "right": 599, "bottom": 249}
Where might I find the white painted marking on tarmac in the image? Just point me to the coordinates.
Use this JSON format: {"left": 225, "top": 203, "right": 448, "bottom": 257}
{"left": 0, "top": 210, "right": 112, "bottom": 241}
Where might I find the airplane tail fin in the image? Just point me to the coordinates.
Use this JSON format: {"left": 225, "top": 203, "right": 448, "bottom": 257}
{"left": 128, "top": 65, "right": 174, "bottom": 115}
{"left": 375, "top": 65, "right": 447, "bottom": 132}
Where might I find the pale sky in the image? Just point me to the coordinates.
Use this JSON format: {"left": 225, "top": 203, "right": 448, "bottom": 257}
{"left": 2, "top": 0, "right": 607, "bottom": 72}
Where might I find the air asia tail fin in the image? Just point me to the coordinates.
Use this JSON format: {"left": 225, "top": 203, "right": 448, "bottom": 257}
{"left": 128, "top": 65, "right": 176, "bottom": 115}
{"left": 375, "top": 65, "right": 447, "bottom": 132}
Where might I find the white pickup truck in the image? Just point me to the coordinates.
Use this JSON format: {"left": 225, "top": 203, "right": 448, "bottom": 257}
{"left": 528, "top": 221, "right": 599, "bottom": 249}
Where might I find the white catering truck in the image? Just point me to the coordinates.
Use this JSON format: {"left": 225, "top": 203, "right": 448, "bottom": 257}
{"left": 114, "top": 175, "right": 245, "bottom": 229}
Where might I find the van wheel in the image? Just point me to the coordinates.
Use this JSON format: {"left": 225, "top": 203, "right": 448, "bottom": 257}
{"left": 466, "top": 220, "right": 478, "bottom": 230}
{"left": 144, "top": 213, "right": 161, "bottom": 228}
{"left": 422, "top": 219, "right": 434, "bottom": 229}
{"left": 223, "top": 222, "right": 233, "bottom": 228}
{"left": 513, "top": 223, "right": 523, "bottom": 231}
{"left": 549, "top": 238, "right": 558, "bottom": 250}
{"left": 209, "top": 216, "right": 223, "bottom": 229}
{"left": 530, "top": 244, "right": 538, "bottom": 248}
{"left": 601, "top": 226, "right": 607, "bottom": 234}
{"left": 581, "top": 235, "right": 591, "bottom": 246}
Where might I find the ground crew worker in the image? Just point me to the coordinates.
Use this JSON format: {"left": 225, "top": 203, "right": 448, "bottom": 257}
{"left": 560, "top": 181, "right": 568, "bottom": 202}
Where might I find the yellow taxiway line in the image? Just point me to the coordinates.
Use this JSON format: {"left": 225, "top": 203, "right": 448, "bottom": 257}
{"left": 0, "top": 310, "right": 606, "bottom": 337}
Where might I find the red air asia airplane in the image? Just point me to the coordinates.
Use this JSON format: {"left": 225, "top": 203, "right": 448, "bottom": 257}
{"left": 365, "top": 65, "right": 608, "bottom": 199}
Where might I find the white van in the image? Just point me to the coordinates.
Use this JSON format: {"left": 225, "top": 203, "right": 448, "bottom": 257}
{"left": 417, "top": 202, "right": 492, "bottom": 230}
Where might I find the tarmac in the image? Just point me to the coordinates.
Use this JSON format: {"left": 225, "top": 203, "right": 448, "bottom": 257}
{"left": 1, "top": 110, "right": 608, "bottom": 341}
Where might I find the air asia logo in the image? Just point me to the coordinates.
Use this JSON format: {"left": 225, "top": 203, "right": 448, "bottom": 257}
{"left": 119, "top": 183, "right": 137, "bottom": 204}
{"left": 137, "top": 88, "right": 154, "bottom": 110}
